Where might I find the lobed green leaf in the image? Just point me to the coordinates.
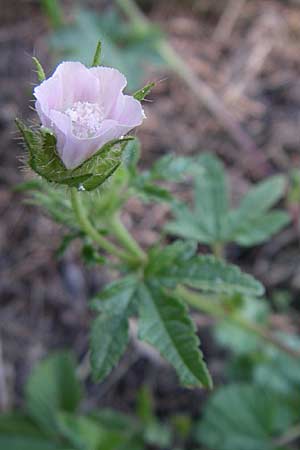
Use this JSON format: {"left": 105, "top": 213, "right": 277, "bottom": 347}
{"left": 137, "top": 283, "right": 212, "bottom": 388}
{"left": 25, "top": 352, "right": 81, "bottom": 435}
{"left": 146, "top": 242, "right": 264, "bottom": 297}
{"left": 90, "top": 276, "right": 139, "bottom": 381}
{"left": 195, "top": 383, "right": 295, "bottom": 450}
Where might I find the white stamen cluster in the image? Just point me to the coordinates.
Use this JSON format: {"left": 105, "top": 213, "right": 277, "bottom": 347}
{"left": 65, "top": 101, "right": 105, "bottom": 138}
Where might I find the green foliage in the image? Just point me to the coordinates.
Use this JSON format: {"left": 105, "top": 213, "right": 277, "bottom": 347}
{"left": 146, "top": 241, "right": 264, "bottom": 296}
{"left": 90, "top": 276, "right": 139, "bottom": 381}
{"left": 40, "top": 0, "right": 63, "bottom": 29}
{"left": 133, "top": 82, "right": 156, "bottom": 101}
{"left": 32, "top": 57, "right": 46, "bottom": 82}
{"left": 91, "top": 40, "right": 102, "bottom": 67}
{"left": 16, "top": 119, "right": 132, "bottom": 191}
{"left": 138, "top": 283, "right": 212, "bottom": 388}
{"left": 17, "top": 179, "right": 77, "bottom": 230}
{"left": 50, "top": 8, "right": 164, "bottom": 90}
{"left": 194, "top": 384, "right": 295, "bottom": 450}
{"left": 253, "top": 334, "right": 300, "bottom": 397}
{"left": 0, "top": 352, "right": 179, "bottom": 450}
{"left": 288, "top": 168, "right": 300, "bottom": 204}
{"left": 214, "top": 296, "right": 270, "bottom": 355}
{"left": 25, "top": 352, "right": 82, "bottom": 435}
{"left": 128, "top": 152, "right": 195, "bottom": 203}
{"left": 89, "top": 235, "right": 264, "bottom": 386}
{"left": 166, "top": 153, "right": 290, "bottom": 248}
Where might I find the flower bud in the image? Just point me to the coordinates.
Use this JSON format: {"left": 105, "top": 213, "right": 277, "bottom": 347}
{"left": 17, "top": 61, "right": 145, "bottom": 191}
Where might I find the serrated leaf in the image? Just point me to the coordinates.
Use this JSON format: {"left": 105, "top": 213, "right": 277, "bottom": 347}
{"left": 89, "top": 410, "right": 143, "bottom": 450}
{"left": 233, "top": 211, "right": 290, "bottom": 246}
{"left": 166, "top": 203, "right": 213, "bottom": 243}
{"left": 0, "top": 414, "right": 65, "bottom": 450}
{"left": 137, "top": 283, "right": 212, "bottom": 388}
{"left": 22, "top": 180, "right": 76, "bottom": 229}
{"left": 90, "top": 276, "right": 139, "bottom": 381}
{"left": 134, "top": 181, "right": 172, "bottom": 202}
{"left": 122, "top": 138, "right": 141, "bottom": 176}
{"left": 253, "top": 333, "right": 300, "bottom": 396}
{"left": 195, "top": 384, "right": 295, "bottom": 450}
{"left": 214, "top": 296, "right": 270, "bottom": 355}
{"left": 225, "top": 175, "right": 287, "bottom": 241}
{"left": 193, "top": 153, "right": 229, "bottom": 242}
{"left": 166, "top": 154, "right": 229, "bottom": 244}
{"left": 146, "top": 242, "right": 264, "bottom": 297}
{"left": 25, "top": 352, "right": 81, "bottom": 435}
{"left": 175, "top": 256, "right": 264, "bottom": 296}
{"left": 0, "top": 435, "right": 63, "bottom": 450}
{"left": 57, "top": 413, "right": 108, "bottom": 450}
{"left": 145, "top": 240, "right": 197, "bottom": 279}
{"left": 151, "top": 154, "right": 194, "bottom": 181}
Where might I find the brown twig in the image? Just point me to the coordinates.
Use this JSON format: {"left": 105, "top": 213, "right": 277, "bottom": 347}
{"left": 213, "top": 0, "right": 247, "bottom": 44}
{"left": 116, "top": 0, "right": 262, "bottom": 161}
{"left": 0, "top": 337, "right": 9, "bottom": 412}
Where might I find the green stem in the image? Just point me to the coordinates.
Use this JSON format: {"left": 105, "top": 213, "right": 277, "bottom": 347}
{"left": 70, "top": 188, "right": 131, "bottom": 262}
{"left": 177, "top": 285, "right": 300, "bottom": 360}
{"left": 212, "top": 242, "right": 224, "bottom": 259}
{"left": 110, "top": 213, "right": 147, "bottom": 263}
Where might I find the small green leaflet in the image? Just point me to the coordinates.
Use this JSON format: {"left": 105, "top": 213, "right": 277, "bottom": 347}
{"left": 231, "top": 211, "right": 290, "bottom": 246}
{"left": 146, "top": 241, "right": 264, "bottom": 297}
{"left": 25, "top": 352, "right": 82, "bottom": 436}
{"left": 193, "top": 153, "right": 229, "bottom": 243}
{"left": 166, "top": 153, "right": 290, "bottom": 247}
{"left": 225, "top": 175, "right": 290, "bottom": 246}
{"left": 137, "top": 283, "right": 212, "bottom": 389}
{"left": 90, "top": 275, "right": 139, "bottom": 381}
{"left": 195, "top": 383, "right": 295, "bottom": 450}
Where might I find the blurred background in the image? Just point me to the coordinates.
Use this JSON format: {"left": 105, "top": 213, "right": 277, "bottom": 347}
{"left": 1, "top": 0, "right": 300, "bottom": 448}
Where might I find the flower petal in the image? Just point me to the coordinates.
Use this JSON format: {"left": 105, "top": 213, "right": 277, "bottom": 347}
{"left": 89, "top": 66, "right": 127, "bottom": 117}
{"left": 56, "top": 119, "right": 122, "bottom": 169}
{"left": 34, "top": 62, "right": 100, "bottom": 121}
{"left": 117, "top": 95, "right": 145, "bottom": 127}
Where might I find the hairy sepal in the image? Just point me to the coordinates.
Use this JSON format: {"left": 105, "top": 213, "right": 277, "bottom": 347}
{"left": 16, "top": 118, "right": 133, "bottom": 191}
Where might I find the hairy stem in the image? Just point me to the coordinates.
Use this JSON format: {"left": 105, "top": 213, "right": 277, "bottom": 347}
{"left": 70, "top": 188, "right": 131, "bottom": 262}
{"left": 110, "top": 213, "right": 147, "bottom": 263}
{"left": 177, "top": 285, "right": 300, "bottom": 360}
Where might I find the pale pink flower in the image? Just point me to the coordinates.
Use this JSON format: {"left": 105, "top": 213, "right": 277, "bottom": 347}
{"left": 34, "top": 62, "right": 145, "bottom": 169}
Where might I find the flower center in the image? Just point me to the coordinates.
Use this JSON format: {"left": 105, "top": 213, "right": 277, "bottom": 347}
{"left": 64, "top": 101, "right": 105, "bottom": 138}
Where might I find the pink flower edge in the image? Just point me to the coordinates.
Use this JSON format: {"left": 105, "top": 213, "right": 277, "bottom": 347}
{"left": 34, "top": 62, "right": 145, "bottom": 169}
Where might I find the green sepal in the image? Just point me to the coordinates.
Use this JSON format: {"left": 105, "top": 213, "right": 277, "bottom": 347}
{"left": 133, "top": 82, "right": 155, "bottom": 101}
{"left": 32, "top": 57, "right": 46, "bottom": 82}
{"left": 91, "top": 40, "right": 102, "bottom": 67}
{"left": 16, "top": 118, "right": 133, "bottom": 191}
